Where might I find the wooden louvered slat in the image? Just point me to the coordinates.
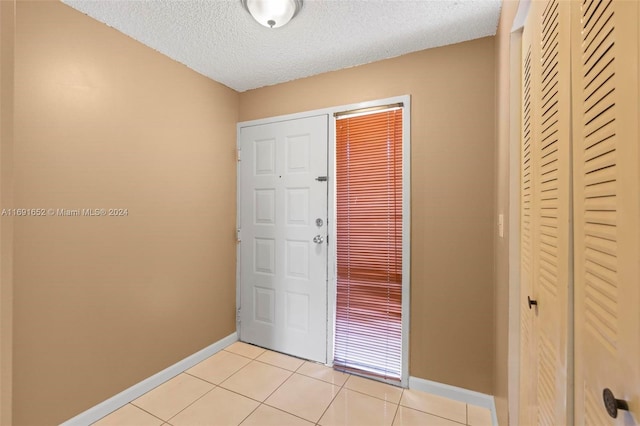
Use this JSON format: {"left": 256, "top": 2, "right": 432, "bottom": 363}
{"left": 580, "top": 0, "right": 619, "bottom": 357}
{"left": 585, "top": 383, "right": 613, "bottom": 426}
{"left": 584, "top": 138, "right": 615, "bottom": 163}
{"left": 537, "top": 0, "right": 561, "bottom": 310}
{"left": 522, "top": 44, "right": 533, "bottom": 281}
{"left": 537, "top": 333, "right": 558, "bottom": 426}
{"left": 583, "top": 167, "right": 616, "bottom": 187}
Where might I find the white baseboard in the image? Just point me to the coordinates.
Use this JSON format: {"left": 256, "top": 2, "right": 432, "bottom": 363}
{"left": 408, "top": 376, "right": 499, "bottom": 426}
{"left": 60, "top": 332, "right": 238, "bottom": 426}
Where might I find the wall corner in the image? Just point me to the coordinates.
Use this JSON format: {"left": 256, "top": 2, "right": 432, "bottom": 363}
{"left": 0, "top": 0, "right": 16, "bottom": 424}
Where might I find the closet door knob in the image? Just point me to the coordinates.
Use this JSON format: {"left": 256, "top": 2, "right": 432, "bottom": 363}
{"left": 527, "top": 296, "right": 538, "bottom": 309}
{"left": 603, "top": 388, "right": 629, "bottom": 418}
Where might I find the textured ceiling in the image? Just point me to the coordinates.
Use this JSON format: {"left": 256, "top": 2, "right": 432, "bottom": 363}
{"left": 62, "top": 0, "right": 502, "bottom": 92}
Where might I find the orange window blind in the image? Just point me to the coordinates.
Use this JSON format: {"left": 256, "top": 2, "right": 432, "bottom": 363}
{"left": 334, "top": 108, "right": 403, "bottom": 381}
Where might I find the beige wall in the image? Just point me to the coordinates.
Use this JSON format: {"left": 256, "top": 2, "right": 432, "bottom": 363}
{"left": 0, "top": 1, "right": 16, "bottom": 425}
{"left": 493, "top": 1, "right": 520, "bottom": 425}
{"left": 13, "top": 1, "right": 239, "bottom": 424}
{"left": 240, "top": 37, "right": 497, "bottom": 393}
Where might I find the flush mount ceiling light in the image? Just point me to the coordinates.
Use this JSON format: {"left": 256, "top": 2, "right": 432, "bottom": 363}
{"left": 242, "top": 0, "right": 303, "bottom": 28}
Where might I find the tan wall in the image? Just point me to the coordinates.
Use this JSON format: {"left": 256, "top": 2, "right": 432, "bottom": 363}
{"left": 1, "top": 1, "right": 16, "bottom": 425}
{"left": 493, "top": 1, "right": 520, "bottom": 425}
{"left": 13, "top": 2, "right": 239, "bottom": 424}
{"left": 240, "top": 37, "right": 497, "bottom": 393}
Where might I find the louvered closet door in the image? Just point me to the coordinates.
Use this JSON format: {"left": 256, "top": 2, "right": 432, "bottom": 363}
{"left": 519, "top": 13, "right": 537, "bottom": 426}
{"left": 532, "top": 0, "right": 571, "bottom": 424}
{"left": 571, "top": 0, "right": 640, "bottom": 424}
{"left": 520, "top": 1, "right": 571, "bottom": 424}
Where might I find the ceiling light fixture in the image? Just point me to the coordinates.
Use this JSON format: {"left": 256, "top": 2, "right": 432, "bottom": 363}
{"left": 242, "top": 0, "right": 303, "bottom": 29}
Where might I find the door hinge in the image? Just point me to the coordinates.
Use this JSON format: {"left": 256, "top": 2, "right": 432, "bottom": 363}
{"left": 236, "top": 228, "right": 242, "bottom": 242}
{"left": 236, "top": 148, "right": 242, "bottom": 162}
{"left": 236, "top": 308, "right": 241, "bottom": 324}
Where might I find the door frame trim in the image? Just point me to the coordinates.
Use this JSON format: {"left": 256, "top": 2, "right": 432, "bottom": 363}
{"left": 236, "top": 94, "right": 411, "bottom": 385}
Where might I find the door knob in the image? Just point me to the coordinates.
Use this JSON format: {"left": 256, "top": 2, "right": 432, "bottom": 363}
{"left": 527, "top": 296, "right": 538, "bottom": 309}
{"left": 313, "top": 235, "right": 324, "bottom": 244}
{"left": 603, "top": 388, "right": 629, "bottom": 418}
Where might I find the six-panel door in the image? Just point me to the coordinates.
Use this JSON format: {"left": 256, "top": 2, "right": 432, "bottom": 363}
{"left": 239, "top": 115, "right": 329, "bottom": 363}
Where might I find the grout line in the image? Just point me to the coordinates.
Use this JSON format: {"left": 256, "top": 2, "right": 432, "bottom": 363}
{"left": 295, "top": 365, "right": 351, "bottom": 386}
{"left": 248, "top": 346, "right": 315, "bottom": 373}
{"left": 215, "top": 384, "right": 277, "bottom": 406}
{"left": 115, "top": 403, "right": 166, "bottom": 425}
{"left": 342, "top": 386, "right": 403, "bottom": 405}
{"left": 252, "top": 357, "right": 306, "bottom": 372}
{"left": 295, "top": 370, "right": 346, "bottom": 386}
{"left": 216, "top": 359, "right": 288, "bottom": 393}
{"left": 217, "top": 363, "right": 295, "bottom": 404}
{"left": 314, "top": 365, "right": 353, "bottom": 425}
{"left": 223, "top": 348, "right": 266, "bottom": 361}
{"left": 182, "top": 352, "right": 255, "bottom": 386}
{"left": 134, "top": 381, "right": 216, "bottom": 424}
{"left": 250, "top": 372, "right": 338, "bottom": 423}
{"left": 314, "top": 385, "right": 342, "bottom": 424}
{"left": 182, "top": 370, "right": 217, "bottom": 385}
{"left": 236, "top": 400, "right": 261, "bottom": 426}
{"left": 259, "top": 402, "right": 322, "bottom": 425}
{"left": 390, "top": 389, "right": 404, "bottom": 425}
{"left": 223, "top": 341, "right": 268, "bottom": 360}
{"left": 221, "top": 349, "right": 254, "bottom": 361}
{"left": 341, "top": 377, "right": 403, "bottom": 405}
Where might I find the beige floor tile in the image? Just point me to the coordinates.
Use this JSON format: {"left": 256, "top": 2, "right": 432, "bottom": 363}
{"left": 400, "top": 390, "right": 466, "bottom": 424}
{"left": 256, "top": 350, "right": 305, "bottom": 371}
{"left": 132, "top": 373, "right": 214, "bottom": 421}
{"left": 265, "top": 373, "right": 340, "bottom": 423}
{"left": 220, "top": 360, "right": 292, "bottom": 401}
{"left": 297, "top": 362, "right": 350, "bottom": 386}
{"left": 187, "top": 350, "right": 252, "bottom": 384}
{"left": 241, "top": 404, "right": 314, "bottom": 426}
{"left": 319, "top": 388, "right": 398, "bottom": 426}
{"left": 224, "top": 341, "right": 266, "bottom": 359}
{"left": 344, "top": 375, "right": 403, "bottom": 404}
{"left": 92, "top": 404, "right": 163, "bottom": 426}
{"left": 393, "top": 406, "right": 463, "bottom": 426}
{"left": 467, "top": 404, "right": 492, "bottom": 426}
{"left": 169, "top": 387, "right": 258, "bottom": 426}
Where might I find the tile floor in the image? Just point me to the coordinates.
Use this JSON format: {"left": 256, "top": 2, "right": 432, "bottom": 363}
{"left": 93, "top": 342, "right": 493, "bottom": 426}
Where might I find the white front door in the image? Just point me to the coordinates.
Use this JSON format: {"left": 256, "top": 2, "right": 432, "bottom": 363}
{"left": 238, "top": 115, "right": 328, "bottom": 363}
